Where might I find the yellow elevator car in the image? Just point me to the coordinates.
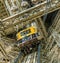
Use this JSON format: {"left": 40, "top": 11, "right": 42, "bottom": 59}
{"left": 16, "top": 26, "right": 39, "bottom": 43}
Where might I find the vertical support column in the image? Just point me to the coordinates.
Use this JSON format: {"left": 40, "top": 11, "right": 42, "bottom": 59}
{"left": 18, "top": 0, "right": 22, "bottom": 11}
{"left": 38, "top": 18, "right": 48, "bottom": 38}
{"left": 5, "top": 0, "right": 12, "bottom": 15}
{"left": 37, "top": 44, "right": 41, "bottom": 63}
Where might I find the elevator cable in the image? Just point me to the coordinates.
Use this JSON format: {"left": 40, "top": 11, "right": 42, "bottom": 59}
{"left": 37, "top": 44, "right": 41, "bottom": 63}
{"left": 14, "top": 51, "right": 23, "bottom": 63}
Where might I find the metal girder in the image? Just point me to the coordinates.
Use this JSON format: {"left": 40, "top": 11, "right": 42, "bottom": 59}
{"left": 46, "top": 10, "right": 60, "bottom": 51}
{"left": 0, "top": 43, "right": 9, "bottom": 63}
{"left": 0, "top": 0, "right": 60, "bottom": 34}
{"left": 49, "top": 10, "right": 60, "bottom": 34}
{"left": 45, "top": 10, "right": 60, "bottom": 63}
{"left": 0, "top": 43, "right": 8, "bottom": 57}
{"left": 2, "top": 0, "right": 60, "bottom": 21}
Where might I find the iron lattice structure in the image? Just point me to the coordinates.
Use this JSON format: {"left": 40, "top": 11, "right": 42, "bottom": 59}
{"left": 0, "top": 0, "right": 60, "bottom": 63}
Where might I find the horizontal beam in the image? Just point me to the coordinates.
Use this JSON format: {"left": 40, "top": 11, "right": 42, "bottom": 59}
{"left": 0, "top": 0, "right": 60, "bottom": 35}
{"left": 2, "top": 1, "right": 47, "bottom": 21}
{"left": 3, "top": 1, "right": 60, "bottom": 29}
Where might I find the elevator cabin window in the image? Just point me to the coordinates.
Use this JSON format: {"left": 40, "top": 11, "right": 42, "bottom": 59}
{"left": 20, "top": 29, "right": 31, "bottom": 36}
